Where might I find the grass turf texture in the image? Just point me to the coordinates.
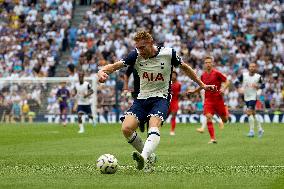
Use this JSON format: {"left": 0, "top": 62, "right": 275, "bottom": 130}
{"left": 0, "top": 123, "right": 283, "bottom": 189}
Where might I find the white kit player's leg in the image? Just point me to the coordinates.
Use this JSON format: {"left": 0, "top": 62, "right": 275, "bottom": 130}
{"left": 197, "top": 115, "right": 206, "bottom": 133}
{"left": 127, "top": 131, "right": 144, "bottom": 153}
{"left": 141, "top": 127, "right": 160, "bottom": 160}
{"left": 248, "top": 115, "right": 255, "bottom": 137}
{"left": 92, "top": 119, "right": 96, "bottom": 127}
{"left": 128, "top": 131, "right": 149, "bottom": 171}
{"left": 144, "top": 153, "right": 157, "bottom": 173}
{"left": 122, "top": 115, "right": 144, "bottom": 153}
{"left": 78, "top": 123, "right": 84, "bottom": 133}
{"left": 88, "top": 114, "right": 96, "bottom": 127}
{"left": 122, "top": 114, "right": 149, "bottom": 170}
{"left": 254, "top": 115, "right": 264, "bottom": 137}
{"left": 78, "top": 113, "right": 85, "bottom": 133}
{"left": 201, "top": 116, "right": 207, "bottom": 129}
{"left": 133, "top": 127, "right": 160, "bottom": 171}
{"left": 143, "top": 125, "right": 159, "bottom": 172}
{"left": 132, "top": 151, "right": 145, "bottom": 170}
{"left": 213, "top": 115, "right": 224, "bottom": 129}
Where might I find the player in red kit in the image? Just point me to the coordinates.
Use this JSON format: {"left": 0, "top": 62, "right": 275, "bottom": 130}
{"left": 187, "top": 56, "right": 230, "bottom": 143}
{"left": 168, "top": 71, "right": 181, "bottom": 136}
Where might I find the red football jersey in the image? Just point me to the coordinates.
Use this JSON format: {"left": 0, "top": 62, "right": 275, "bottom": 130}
{"left": 201, "top": 69, "right": 227, "bottom": 101}
{"left": 171, "top": 81, "right": 181, "bottom": 102}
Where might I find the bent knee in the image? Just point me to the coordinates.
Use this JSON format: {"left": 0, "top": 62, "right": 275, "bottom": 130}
{"left": 121, "top": 122, "right": 137, "bottom": 136}
{"left": 148, "top": 116, "right": 162, "bottom": 128}
{"left": 246, "top": 109, "right": 254, "bottom": 115}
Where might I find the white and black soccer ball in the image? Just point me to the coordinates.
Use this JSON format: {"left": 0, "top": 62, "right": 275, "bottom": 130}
{"left": 96, "top": 154, "right": 118, "bottom": 174}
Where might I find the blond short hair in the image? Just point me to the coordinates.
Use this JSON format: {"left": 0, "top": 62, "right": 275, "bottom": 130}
{"left": 134, "top": 31, "right": 153, "bottom": 42}
{"left": 204, "top": 55, "right": 214, "bottom": 62}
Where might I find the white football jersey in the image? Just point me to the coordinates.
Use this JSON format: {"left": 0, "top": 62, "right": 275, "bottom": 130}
{"left": 74, "top": 81, "right": 92, "bottom": 105}
{"left": 241, "top": 72, "right": 262, "bottom": 101}
{"left": 122, "top": 46, "right": 182, "bottom": 99}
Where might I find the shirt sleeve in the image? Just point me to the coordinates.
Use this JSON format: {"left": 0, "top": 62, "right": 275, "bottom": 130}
{"left": 121, "top": 49, "right": 138, "bottom": 67}
{"left": 217, "top": 71, "right": 227, "bottom": 82}
{"left": 125, "top": 65, "right": 134, "bottom": 77}
{"left": 171, "top": 49, "right": 182, "bottom": 67}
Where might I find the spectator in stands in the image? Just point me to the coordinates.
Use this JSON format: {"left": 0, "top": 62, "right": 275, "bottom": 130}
{"left": 71, "top": 46, "right": 81, "bottom": 65}
{"left": 0, "top": 0, "right": 73, "bottom": 79}
{"left": 21, "top": 100, "right": 30, "bottom": 123}
{"left": 0, "top": 95, "right": 5, "bottom": 122}
{"left": 0, "top": 0, "right": 283, "bottom": 117}
{"left": 11, "top": 98, "right": 21, "bottom": 122}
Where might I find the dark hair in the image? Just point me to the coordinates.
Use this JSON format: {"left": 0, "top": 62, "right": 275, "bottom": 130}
{"left": 32, "top": 64, "right": 41, "bottom": 73}
{"left": 172, "top": 71, "right": 178, "bottom": 76}
{"left": 67, "top": 64, "right": 75, "bottom": 73}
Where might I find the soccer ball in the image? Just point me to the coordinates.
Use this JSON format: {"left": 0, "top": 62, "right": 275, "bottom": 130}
{"left": 96, "top": 154, "right": 118, "bottom": 174}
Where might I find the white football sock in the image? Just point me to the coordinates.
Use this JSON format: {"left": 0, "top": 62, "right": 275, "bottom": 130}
{"left": 201, "top": 116, "right": 207, "bottom": 129}
{"left": 248, "top": 115, "right": 255, "bottom": 132}
{"left": 254, "top": 115, "right": 263, "bottom": 131}
{"left": 141, "top": 127, "right": 160, "bottom": 160}
{"left": 213, "top": 115, "right": 223, "bottom": 124}
{"left": 127, "top": 131, "right": 144, "bottom": 153}
{"left": 79, "top": 123, "right": 84, "bottom": 131}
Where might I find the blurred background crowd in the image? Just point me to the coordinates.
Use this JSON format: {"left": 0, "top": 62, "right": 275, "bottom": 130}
{"left": 0, "top": 0, "right": 283, "bottom": 122}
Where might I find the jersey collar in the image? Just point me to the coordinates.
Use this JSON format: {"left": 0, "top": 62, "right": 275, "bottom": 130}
{"left": 148, "top": 46, "right": 161, "bottom": 59}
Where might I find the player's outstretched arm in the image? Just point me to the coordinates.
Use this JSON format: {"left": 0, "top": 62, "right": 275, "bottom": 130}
{"left": 186, "top": 87, "right": 202, "bottom": 95}
{"left": 97, "top": 61, "right": 124, "bottom": 83}
{"left": 180, "top": 62, "right": 215, "bottom": 91}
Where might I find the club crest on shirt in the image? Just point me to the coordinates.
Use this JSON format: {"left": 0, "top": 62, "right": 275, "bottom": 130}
{"left": 161, "top": 62, "right": 164, "bottom": 69}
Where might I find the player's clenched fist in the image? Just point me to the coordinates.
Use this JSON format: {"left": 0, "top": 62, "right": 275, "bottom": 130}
{"left": 97, "top": 70, "right": 109, "bottom": 83}
{"left": 203, "top": 85, "right": 217, "bottom": 91}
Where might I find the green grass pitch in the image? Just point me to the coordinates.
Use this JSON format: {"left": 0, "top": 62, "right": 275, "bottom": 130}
{"left": 0, "top": 123, "right": 283, "bottom": 189}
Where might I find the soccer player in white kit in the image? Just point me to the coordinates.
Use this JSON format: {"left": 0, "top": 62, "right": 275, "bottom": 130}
{"left": 235, "top": 63, "right": 264, "bottom": 137}
{"left": 73, "top": 72, "right": 95, "bottom": 133}
{"left": 97, "top": 31, "right": 216, "bottom": 171}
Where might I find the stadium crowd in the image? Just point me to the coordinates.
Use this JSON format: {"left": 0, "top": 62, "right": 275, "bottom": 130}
{"left": 0, "top": 0, "right": 74, "bottom": 121}
{"left": 0, "top": 0, "right": 283, "bottom": 122}
{"left": 72, "top": 0, "right": 284, "bottom": 115}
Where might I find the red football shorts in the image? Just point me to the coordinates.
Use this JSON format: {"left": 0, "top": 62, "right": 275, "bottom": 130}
{"left": 204, "top": 100, "right": 228, "bottom": 117}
